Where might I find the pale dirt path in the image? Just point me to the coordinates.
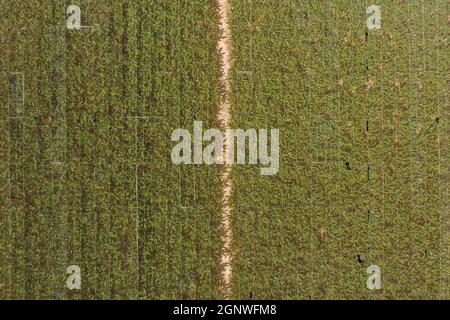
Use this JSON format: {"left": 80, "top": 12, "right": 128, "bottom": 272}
{"left": 217, "top": 0, "right": 233, "bottom": 299}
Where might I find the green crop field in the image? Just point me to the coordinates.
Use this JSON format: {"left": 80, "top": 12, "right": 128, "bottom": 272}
{"left": 229, "top": 0, "right": 449, "bottom": 299}
{"left": 0, "top": 0, "right": 222, "bottom": 299}
{"left": 0, "top": 0, "right": 448, "bottom": 300}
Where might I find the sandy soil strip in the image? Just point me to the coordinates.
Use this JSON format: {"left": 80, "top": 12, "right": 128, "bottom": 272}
{"left": 217, "top": 0, "right": 233, "bottom": 299}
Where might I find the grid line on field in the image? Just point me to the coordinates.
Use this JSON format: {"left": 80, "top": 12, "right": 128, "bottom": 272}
{"left": 392, "top": 0, "right": 402, "bottom": 298}
{"left": 7, "top": 13, "right": 27, "bottom": 294}
{"left": 335, "top": 1, "right": 343, "bottom": 299}
{"left": 366, "top": 0, "right": 387, "bottom": 300}
{"left": 408, "top": 0, "right": 419, "bottom": 298}
{"left": 407, "top": 0, "right": 416, "bottom": 297}
{"left": 51, "top": 22, "right": 68, "bottom": 298}
{"left": 434, "top": 0, "right": 439, "bottom": 298}
{"left": 364, "top": 0, "right": 371, "bottom": 299}
{"left": 192, "top": 0, "right": 198, "bottom": 297}
{"left": 420, "top": 0, "right": 428, "bottom": 296}
{"left": 307, "top": 0, "right": 313, "bottom": 300}
{"left": 436, "top": 0, "right": 449, "bottom": 298}
{"left": 249, "top": 0, "right": 255, "bottom": 300}
{"left": 380, "top": 0, "right": 386, "bottom": 300}
{"left": 135, "top": 0, "right": 142, "bottom": 296}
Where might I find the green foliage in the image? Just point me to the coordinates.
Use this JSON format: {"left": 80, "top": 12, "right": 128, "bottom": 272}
{"left": 0, "top": 0, "right": 448, "bottom": 300}
{"left": 229, "top": 0, "right": 449, "bottom": 299}
{"left": 0, "top": 0, "right": 222, "bottom": 299}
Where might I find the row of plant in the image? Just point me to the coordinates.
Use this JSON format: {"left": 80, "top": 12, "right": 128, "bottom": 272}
{"left": 228, "top": 0, "right": 448, "bottom": 299}
{"left": 0, "top": 0, "right": 223, "bottom": 299}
